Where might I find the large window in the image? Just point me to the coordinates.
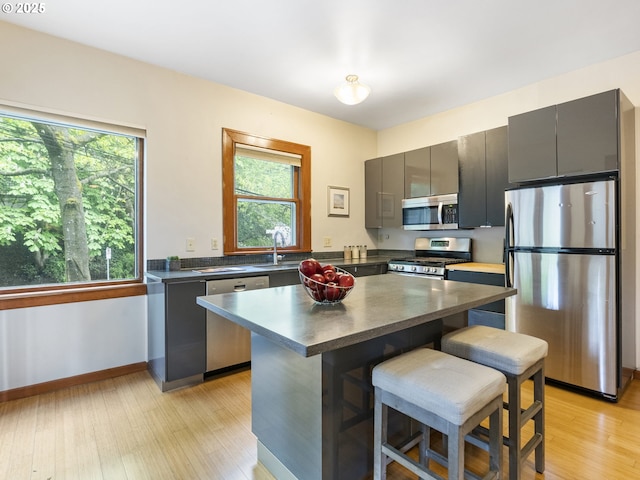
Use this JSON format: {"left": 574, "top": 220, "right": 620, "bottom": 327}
{"left": 0, "top": 109, "right": 143, "bottom": 301}
{"left": 222, "top": 128, "right": 311, "bottom": 255}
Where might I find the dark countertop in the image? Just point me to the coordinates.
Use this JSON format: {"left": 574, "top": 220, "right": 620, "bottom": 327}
{"left": 196, "top": 274, "right": 516, "bottom": 357}
{"left": 145, "top": 256, "right": 392, "bottom": 282}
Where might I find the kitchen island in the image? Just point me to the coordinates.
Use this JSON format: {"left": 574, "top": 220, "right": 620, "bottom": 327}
{"left": 197, "top": 274, "right": 516, "bottom": 480}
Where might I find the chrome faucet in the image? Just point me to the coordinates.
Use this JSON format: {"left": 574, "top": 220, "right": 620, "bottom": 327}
{"left": 273, "top": 231, "right": 285, "bottom": 265}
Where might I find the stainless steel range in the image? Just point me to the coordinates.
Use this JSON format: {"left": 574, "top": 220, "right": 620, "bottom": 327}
{"left": 387, "top": 237, "right": 472, "bottom": 279}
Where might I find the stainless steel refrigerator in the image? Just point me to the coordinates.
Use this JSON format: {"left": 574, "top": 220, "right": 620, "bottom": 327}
{"left": 505, "top": 178, "right": 635, "bottom": 400}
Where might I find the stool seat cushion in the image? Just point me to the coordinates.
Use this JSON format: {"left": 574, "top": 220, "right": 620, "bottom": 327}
{"left": 372, "top": 348, "right": 505, "bottom": 425}
{"left": 442, "top": 325, "right": 548, "bottom": 375}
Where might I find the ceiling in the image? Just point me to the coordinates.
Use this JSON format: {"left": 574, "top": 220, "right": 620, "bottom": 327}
{"left": 5, "top": 0, "right": 640, "bottom": 130}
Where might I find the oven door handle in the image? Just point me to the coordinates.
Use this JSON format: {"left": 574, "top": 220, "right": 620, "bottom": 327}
{"left": 388, "top": 272, "right": 444, "bottom": 280}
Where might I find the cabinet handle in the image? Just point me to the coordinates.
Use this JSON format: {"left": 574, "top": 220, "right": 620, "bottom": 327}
{"left": 234, "top": 285, "right": 247, "bottom": 292}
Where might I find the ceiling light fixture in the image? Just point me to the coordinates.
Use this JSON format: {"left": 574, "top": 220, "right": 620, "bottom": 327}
{"left": 334, "top": 74, "right": 371, "bottom": 105}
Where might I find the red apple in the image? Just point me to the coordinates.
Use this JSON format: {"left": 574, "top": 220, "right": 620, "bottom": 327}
{"left": 309, "top": 273, "right": 326, "bottom": 289}
{"left": 322, "top": 264, "right": 336, "bottom": 274}
{"left": 310, "top": 288, "right": 325, "bottom": 302}
{"left": 323, "top": 270, "right": 337, "bottom": 282}
{"left": 300, "top": 258, "right": 321, "bottom": 277}
{"left": 338, "top": 274, "right": 355, "bottom": 288}
{"left": 324, "top": 282, "right": 341, "bottom": 301}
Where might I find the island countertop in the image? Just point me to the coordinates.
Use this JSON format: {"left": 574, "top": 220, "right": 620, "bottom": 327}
{"left": 196, "top": 274, "right": 516, "bottom": 357}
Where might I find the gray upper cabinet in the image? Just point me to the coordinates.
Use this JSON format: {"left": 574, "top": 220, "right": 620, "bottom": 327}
{"left": 404, "top": 147, "right": 430, "bottom": 198}
{"left": 508, "top": 89, "right": 621, "bottom": 183}
{"left": 430, "top": 140, "right": 459, "bottom": 195}
{"left": 403, "top": 141, "right": 458, "bottom": 198}
{"left": 458, "top": 126, "right": 508, "bottom": 228}
{"left": 365, "top": 157, "right": 382, "bottom": 228}
{"left": 557, "top": 90, "right": 618, "bottom": 176}
{"left": 365, "top": 153, "right": 404, "bottom": 228}
{"left": 507, "top": 105, "right": 557, "bottom": 183}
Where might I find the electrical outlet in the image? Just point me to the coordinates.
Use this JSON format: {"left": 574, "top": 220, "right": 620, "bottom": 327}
{"left": 323, "top": 236, "right": 332, "bottom": 247}
{"left": 186, "top": 237, "right": 195, "bottom": 252}
{"left": 211, "top": 238, "right": 218, "bottom": 250}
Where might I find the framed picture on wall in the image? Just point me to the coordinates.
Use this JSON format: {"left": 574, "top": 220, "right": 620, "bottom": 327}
{"left": 327, "top": 186, "right": 350, "bottom": 217}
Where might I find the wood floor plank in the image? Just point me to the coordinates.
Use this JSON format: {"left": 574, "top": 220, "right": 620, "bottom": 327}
{"left": 1, "top": 368, "right": 640, "bottom": 479}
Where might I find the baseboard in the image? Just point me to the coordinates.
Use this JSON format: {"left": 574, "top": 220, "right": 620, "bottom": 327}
{"left": 0, "top": 362, "right": 148, "bottom": 403}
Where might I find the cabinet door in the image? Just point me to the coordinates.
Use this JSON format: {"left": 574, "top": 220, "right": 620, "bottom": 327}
{"left": 269, "top": 270, "right": 300, "bottom": 286}
{"left": 447, "top": 270, "right": 505, "bottom": 313}
{"left": 381, "top": 153, "right": 405, "bottom": 228}
{"left": 557, "top": 90, "right": 618, "bottom": 176}
{"left": 341, "top": 264, "right": 386, "bottom": 277}
{"left": 485, "top": 126, "right": 508, "bottom": 227}
{"left": 404, "top": 147, "right": 430, "bottom": 198}
{"left": 458, "top": 131, "right": 486, "bottom": 228}
{"left": 508, "top": 105, "right": 557, "bottom": 183}
{"left": 166, "top": 281, "right": 206, "bottom": 381}
{"left": 364, "top": 158, "right": 382, "bottom": 228}
{"left": 430, "top": 140, "right": 458, "bottom": 195}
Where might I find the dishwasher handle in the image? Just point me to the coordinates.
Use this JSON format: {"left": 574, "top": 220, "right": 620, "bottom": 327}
{"left": 234, "top": 284, "right": 247, "bottom": 292}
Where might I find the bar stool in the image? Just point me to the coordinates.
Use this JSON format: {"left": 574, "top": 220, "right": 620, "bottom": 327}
{"left": 442, "top": 325, "right": 548, "bottom": 480}
{"left": 372, "top": 348, "right": 505, "bottom": 480}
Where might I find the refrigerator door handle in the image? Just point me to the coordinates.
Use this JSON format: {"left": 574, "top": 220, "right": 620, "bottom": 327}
{"left": 505, "top": 202, "right": 513, "bottom": 288}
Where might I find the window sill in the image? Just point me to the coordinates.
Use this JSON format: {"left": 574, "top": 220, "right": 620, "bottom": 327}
{"left": 0, "top": 283, "right": 147, "bottom": 311}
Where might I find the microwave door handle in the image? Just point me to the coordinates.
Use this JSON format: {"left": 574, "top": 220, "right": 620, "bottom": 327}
{"left": 437, "top": 202, "right": 443, "bottom": 224}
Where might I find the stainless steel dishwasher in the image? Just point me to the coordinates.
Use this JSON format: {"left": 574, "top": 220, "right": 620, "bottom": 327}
{"left": 206, "top": 276, "right": 269, "bottom": 372}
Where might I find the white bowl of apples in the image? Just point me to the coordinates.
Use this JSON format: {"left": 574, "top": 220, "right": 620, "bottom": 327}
{"left": 298, "top": 258, "right": 356, "bottom": 304}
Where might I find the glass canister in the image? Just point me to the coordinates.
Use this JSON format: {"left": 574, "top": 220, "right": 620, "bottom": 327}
{"left": 351, "top": 245, "right": 360, "bottom": 260}
{"left": 344, "top": 245, "right": 352, "bottom": 260}
{"left": 360, "top": 244, "right": 367, "bottom": 259}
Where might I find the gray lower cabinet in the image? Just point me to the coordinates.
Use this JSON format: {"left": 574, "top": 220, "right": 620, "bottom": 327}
{"left": 268, "top": 270, "right": 300, "bottom": 286}
{"left": 147, "top": 264, "right": 388, "bottom": 391}
{"left": 508, "top": 89, "right": 624, "bottom": 183}
{"left": 458, "top": 126, "right": 508, "bottom": 228}
{"left": 341, "top": 263, "right": 387, "bottom": 277}
{"left": 148, "top": 278, "right": 206, "bottom": 391}
{"left": 447, "top": 270, "right": 505, "bottom": 329}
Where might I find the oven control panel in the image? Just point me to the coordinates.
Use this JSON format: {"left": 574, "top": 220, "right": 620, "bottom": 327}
{"left": 387, "top": 263, "right": 445, "bottom": 277}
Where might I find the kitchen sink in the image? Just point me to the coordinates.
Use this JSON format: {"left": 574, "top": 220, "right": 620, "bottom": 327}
{"left": 192, "top": 266, "right": 247, "bottom": 273}
{"left": 192, "top": 263, "right": 298, "bottom": 274}
{"left": 242, "top": 264, "right": 298, "bottom": 271}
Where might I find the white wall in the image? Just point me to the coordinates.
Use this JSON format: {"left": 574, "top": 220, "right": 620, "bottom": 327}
{"left": 0, "top": 21, "right": 377, "bottom": 391}
{"left": 0, "top": 296, "right": 146, "bottom": 391}
{"left": 1, "top": 21, "right": 639, "bottom": 390}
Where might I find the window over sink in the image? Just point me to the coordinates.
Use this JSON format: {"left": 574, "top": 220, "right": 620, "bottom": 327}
{"left": 222, "top": 128, "right": 311, "bottom": 255}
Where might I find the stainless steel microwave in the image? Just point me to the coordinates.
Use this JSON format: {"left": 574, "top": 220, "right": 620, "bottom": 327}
{"left": 402, "top": 194, "right": 459, "bottom": 230}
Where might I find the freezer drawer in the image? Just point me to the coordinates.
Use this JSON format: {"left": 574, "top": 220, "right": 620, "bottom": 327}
{"left": 206, "top": 276, "right": 269, "bottom": 372}
{"left": 505, "top": 179, "right": 615, "bottom": 250}
{"left": 506, "top": 251, "right": 616, "bottom": 396}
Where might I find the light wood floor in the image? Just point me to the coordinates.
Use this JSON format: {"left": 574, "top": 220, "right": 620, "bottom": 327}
{"left": 1, "top": 368, "right": 639, "bottom": 479}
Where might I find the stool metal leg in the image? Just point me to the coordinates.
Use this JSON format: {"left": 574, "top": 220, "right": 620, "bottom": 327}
{"left": 534, "top": 365, "right": 545, "bottom": 473}
{"left": 373, "top": 386, "right": 387, "bottom": 480}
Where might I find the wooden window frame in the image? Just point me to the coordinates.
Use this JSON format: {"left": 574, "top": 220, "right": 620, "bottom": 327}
{"left": 0, "top": 115, "right": 146, "bottom": 311}
{"left": 222, "top": 128, "right": 311, "bottom": 255}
